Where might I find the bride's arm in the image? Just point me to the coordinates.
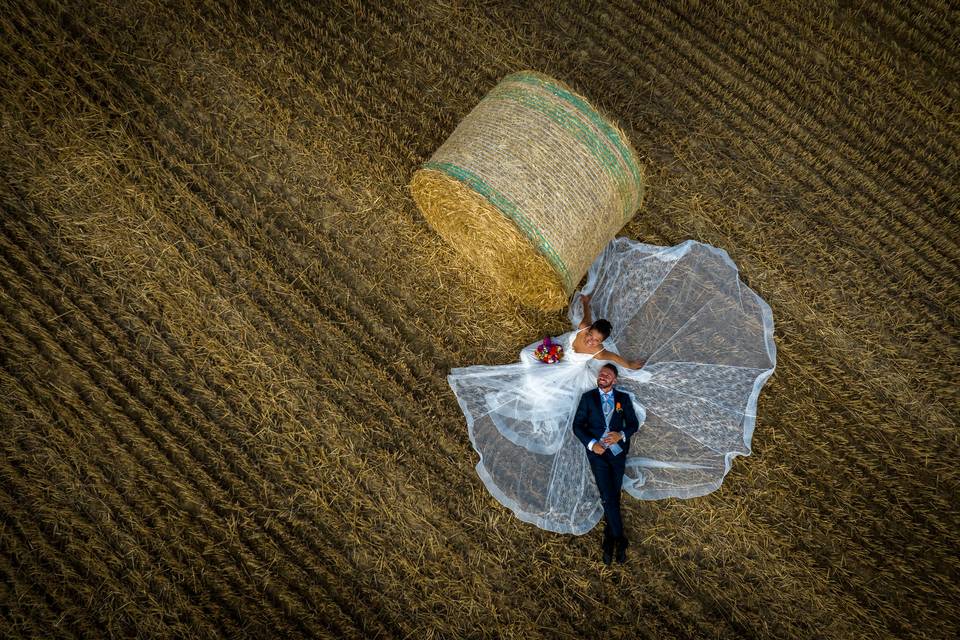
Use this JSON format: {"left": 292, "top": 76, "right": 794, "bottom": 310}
{"left": 577, "top": 294, "right": 593, "bottom": 330}
{"left": 595, "top": 349, "right": 645, "bottom": 370}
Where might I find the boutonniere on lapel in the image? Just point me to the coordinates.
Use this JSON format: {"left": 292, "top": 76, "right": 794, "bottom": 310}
{"left": 615, "top": 402, "right": 622, "bottom": 414}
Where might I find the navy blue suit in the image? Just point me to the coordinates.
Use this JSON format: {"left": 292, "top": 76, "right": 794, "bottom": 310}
{"left": 572, "top": 388, "right": 641, "bottom": 540}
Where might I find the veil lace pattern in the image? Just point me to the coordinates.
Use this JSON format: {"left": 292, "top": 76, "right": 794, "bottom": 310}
{"left": 448, "top": 238, "right": 777, "bottom": 534}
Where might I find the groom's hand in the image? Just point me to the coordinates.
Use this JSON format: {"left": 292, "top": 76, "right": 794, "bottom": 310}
{"left": 591, "top": 443, "right": 605, "bottom": 455}
{"left": 602, "top": 432, "right": 623, "bottom": 445}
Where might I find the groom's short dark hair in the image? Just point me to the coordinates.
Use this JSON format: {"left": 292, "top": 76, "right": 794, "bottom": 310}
{"left": 591, "top": 319, "right": 612, "bottom": 340}
{"left": 601, "top": 363, "right": 619, "bottom": 378}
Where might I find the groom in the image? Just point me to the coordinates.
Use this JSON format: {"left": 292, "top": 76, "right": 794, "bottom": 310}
{"left": 572, "top": 364, "right": 641, "bottom": 565}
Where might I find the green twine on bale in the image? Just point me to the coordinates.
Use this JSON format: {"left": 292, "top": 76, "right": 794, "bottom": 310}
{"left": 502, "top": 71, "right": 644, "bottom": 215}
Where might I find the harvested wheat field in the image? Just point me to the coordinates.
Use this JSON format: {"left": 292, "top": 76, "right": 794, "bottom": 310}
{"left": 1, "top": 0, "right": 957, "bottom": 638}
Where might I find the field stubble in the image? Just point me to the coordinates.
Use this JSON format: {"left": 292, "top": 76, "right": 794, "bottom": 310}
{"left": 1, "top": 0, "right": 958, "bottom": 638}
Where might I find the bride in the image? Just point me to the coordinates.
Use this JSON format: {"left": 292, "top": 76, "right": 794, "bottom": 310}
{"left": 448, "top": 237, "right": 777, "bottom": 535}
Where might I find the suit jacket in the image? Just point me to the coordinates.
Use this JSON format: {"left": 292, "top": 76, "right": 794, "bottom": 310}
{"left": 572, "top": 388, "right": 641, "bottom": 455}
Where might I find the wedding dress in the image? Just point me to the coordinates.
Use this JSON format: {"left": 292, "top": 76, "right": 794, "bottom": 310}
{"left": 448, "top": 238, "right": 776, "bottom": 535}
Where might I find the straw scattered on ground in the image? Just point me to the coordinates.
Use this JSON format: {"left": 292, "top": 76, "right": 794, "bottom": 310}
{"left": 1, "top": 0, "right": 957, "bottom": 638}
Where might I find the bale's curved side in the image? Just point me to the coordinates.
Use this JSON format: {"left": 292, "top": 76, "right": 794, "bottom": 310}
{"left": 413, "top": 70, "right": 645, "bottom": 309}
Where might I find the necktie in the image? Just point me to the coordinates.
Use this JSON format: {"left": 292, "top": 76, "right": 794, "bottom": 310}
{"left": 601, "top": 391, "right": 622, "bottom": 456}
{"left": 602, "top": 392, "right": 614, "bottom": 424}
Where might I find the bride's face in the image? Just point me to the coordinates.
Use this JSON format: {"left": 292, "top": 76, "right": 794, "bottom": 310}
{"left": 583, "top": 328, "right": 604, "bottom": 349}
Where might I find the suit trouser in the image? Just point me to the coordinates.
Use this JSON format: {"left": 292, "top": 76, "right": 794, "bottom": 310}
{"left": 587, "top": 450, "right": 627, "bottom": 539}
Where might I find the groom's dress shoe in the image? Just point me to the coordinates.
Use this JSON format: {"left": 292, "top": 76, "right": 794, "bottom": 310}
{"left": 615, "top": 537, "right": 628, "bottom": 564}
{"left": 602, "top": 535, "right": 614, "bottom": 565}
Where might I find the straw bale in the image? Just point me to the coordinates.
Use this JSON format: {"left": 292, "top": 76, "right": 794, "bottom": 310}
{"left": 410, "top": 70, "right": 645, "bottom": 309}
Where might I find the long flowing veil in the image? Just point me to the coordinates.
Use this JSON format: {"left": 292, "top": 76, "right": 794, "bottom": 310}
{"left": 573, "top": 238, "right": 777, "bottom": 500}
{"left": 449, "top": 336, "right": 609, "bottom": 534}
{"left": 449, "top": 237, "right": 776, "bottom": 534}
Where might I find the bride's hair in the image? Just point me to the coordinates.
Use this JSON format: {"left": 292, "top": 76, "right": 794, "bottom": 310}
{"left": 590, "top": 319, "right": 612, "bottom": 340}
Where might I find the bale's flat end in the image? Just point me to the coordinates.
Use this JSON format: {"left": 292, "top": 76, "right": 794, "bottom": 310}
{"left": 410, "top": 168, "right": 569, "bottom": 310}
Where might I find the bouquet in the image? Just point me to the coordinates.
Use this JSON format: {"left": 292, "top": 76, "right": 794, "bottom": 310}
{"left": 533, "top": 336, "right": 564, "bottom": 363}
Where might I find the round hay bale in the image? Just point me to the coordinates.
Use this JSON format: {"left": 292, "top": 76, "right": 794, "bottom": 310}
{"left": 410, "top": 70, "right": 645, "bottom": 310}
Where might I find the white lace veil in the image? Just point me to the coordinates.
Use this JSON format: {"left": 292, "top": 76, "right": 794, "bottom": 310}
{"left": 449, "top": 238, "right": 776, "bottom": 534}
{"left": 573, "top": 238, "right": 777, "bottom": 501}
